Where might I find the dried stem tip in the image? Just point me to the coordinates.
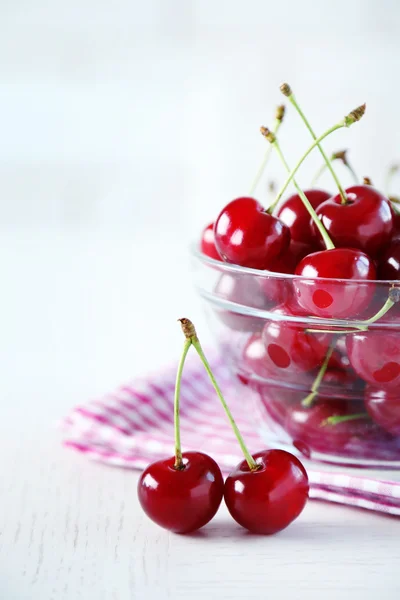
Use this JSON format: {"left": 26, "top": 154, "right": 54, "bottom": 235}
{"left": 280, "top": 83, "right": 292, "bottom": 97}
{"left": 332, "top": 149, "right": 348, "bottom": 162}
{"left": 389, "top": 164, "right": 400, "bottom": 175}
{"left": 178, "top": 318, "right": 197, "bottom": 340}
{"left": 389, "top": 287, "right": 400, "bottom": 303}
{"left": 260, "top": 126, "right": 276, "bottom": 143}
{"left": 363, "top": 176, "right": 373, "bottom": 185}
{"left": 275, "top": 104, "right": 285, "bottom": 121}
{"left": 344, "top": 103, "right": 366, "bottom": 127}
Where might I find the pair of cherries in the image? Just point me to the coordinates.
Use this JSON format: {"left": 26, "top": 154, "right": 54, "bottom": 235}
{"left": 138, "top": 319, "right": 309, "bottom": 535}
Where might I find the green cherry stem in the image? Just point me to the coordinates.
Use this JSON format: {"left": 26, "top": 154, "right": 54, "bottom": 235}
{"left": 173, "top": 338, "right": 192, "bottom": 469}
{"left": 301, "top": 343, "right": 336, "bottom": 408}
{"left": 265, "top": 104, "right": 365, "bottom": 216}
{"left": 248, "top": 105, "right": 285, "bottom": 196}
{"left": 281, "top": 83, "right": 349, "bottom": 204}
{"left": 323, "top": 413, "right": 369, "bottom": 427}
{"left": 178, "top": 318, "right": 258, "bottom": 471}
{"left": 261, "top": 127, "right": 335, "bottom": 250}
{"left": 311, "top": 150, "right": 358, "bottom": 187}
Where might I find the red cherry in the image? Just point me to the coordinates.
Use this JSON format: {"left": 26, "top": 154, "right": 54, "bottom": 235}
{"left": 214, "top": 272, "right": 272, "bottom": 332}
{"left": 214, "top": 197, "right": 290, "bottom": 269}
{"left": 347, "top": 331, "right": 400, "bottom": 390}
{"left": 224, "top": 449, "right": 309, "bottom": 535}
{"left": 200, "top": 222, "right": 221, "bottom": 261}
{"left": 391, "top": 211, "right": 400, "bottom": 241}
{"left": 285, "top": 399, "right": 385, "bottom": 457}
{"left": 260, "top": 306, "right": 341, "bottom": 381}
{"left": 313, "top": 186, "right": 393, "bottom": 258}
{"left": 294, "top": 248, "right": 376, "bottom": 318}
{"left": 137, "top": 452, "right": 224, "bottom": 533}
{"left": 276, "top": 189, "right": 331, "bottom": 246}
{"left": 365, "top": 387, "right": 400, "bottom": 436}
{"left": 378, "top": 239, "right": 400, "bottom": 280}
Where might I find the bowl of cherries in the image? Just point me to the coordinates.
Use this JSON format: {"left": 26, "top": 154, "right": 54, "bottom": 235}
{"left": 193, "top": 83, "right": 400, "bottom": 469}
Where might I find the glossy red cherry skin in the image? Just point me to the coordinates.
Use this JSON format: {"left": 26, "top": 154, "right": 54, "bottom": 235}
{"left": 378, "top": 240, "right": 400, "bottom": 280}
{"left": 365, "top": 387, "right": 400, "bottom": 436}
{"left": 276, "top": 189, "right": 331, "bottom": 246}
{"left": 391, "top": 211, "right": 400, "bottom": 241}
{"left": 138, "top": 452, "right": 224, "bottom": 533}
{"left": 294, "top": 248, "right": 376, "bottom": 318}
{"left": 200, "top": 222, "right": 221, "bottom": 261}
{"left": 214, "top": 197, "right": 290, "bottom": 269}
{"left": 313, "top": 186, "right": 393, "bottom": 258}
{"left": 347, "top": 332, "right": 400, "bottom": 391}
{"left": 224, "top": 449, "right": 309, "bottom": 535}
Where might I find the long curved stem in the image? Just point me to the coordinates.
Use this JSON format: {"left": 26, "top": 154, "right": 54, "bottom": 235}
{"left": 270, "top": 137, "right": 335, "bottom": 250}
{"left": 302, "top": 343, "right": 335, "bottom": 408}
{"left": 173, "top": 338, "right": 192, "bottom": 469}
{"left": 178, "top": 318, "right": 258, "bottom": 471}
{"left": 311, "top": 151, "right": 358, "bottom": 187}
{"left": 249, "top": 107, "right": 285, "bottom": 196}
{"left": 287, "top": 93, "right": 348, "bottom": 204}
{"left": 267, "top": 123, "right": 344, "bottom": 213}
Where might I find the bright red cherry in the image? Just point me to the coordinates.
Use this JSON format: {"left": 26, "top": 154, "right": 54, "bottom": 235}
{"left": 347, "top": 331, "right": 400, "bottom": 391}
{"left": 313, "top": 186, "right": 393, "bottom": 258}
{"left": 276, "top": 189, "right": 331, "bottom": 247}
{"left": 378, "top": 239, "right": 400, "bottom": 280}
{"left": 391, "top": 211, "right": 400, "bottom": 241}
{"left": 294, "top": 248, "right": 376, "bottom": 318}
{"left": 200, "top": 222, "right": 221, "bottom": 261}
{"left": 138, "top": 451, "right": 224, "bottom": 533}
{"left": 214, "top": 197, "right": 290, "bottom": 269}
{"left": 224, "top": 449, "right": 309, "bottom": 535}
{"left": 365, "top": 387, "right": 400, "bottom": 436}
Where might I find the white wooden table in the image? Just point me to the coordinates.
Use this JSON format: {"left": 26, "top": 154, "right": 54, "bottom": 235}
{"left": 1, "top": 230, "right": 399, "bottom": 600}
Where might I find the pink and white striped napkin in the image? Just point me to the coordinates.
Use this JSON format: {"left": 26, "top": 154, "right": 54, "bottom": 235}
{"left": 62, "top": 352, "right": 400, "bottom": 516}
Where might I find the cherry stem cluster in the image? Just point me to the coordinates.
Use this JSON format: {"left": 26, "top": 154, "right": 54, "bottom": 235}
{"left": 261, "top": 127, "right": 335, "bottom": 250}
{"left": 280, "top": 83, "right": 349, "bottom": 204}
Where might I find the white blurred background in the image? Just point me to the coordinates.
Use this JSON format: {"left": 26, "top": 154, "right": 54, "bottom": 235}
{"left": 1, "top": 0, "right": 400, "bottom": 236}
{"left": 2, "top": 0, "right": 400, "bottom": 418}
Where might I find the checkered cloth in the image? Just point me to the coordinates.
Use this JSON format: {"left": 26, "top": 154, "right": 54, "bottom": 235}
{"left": 62, "top": 351, "right": 400, "bottom": 516}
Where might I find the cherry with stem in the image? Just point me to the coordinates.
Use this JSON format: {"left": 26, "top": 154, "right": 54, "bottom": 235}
{"left": 310, "top": 149, "right": 358, "bottom": 187}
{"left": 280, "top": 82, "right": 349, "bottom": 204}
{"left": 302, "top": 343, "right": 336, "bottom": 407}
{"left": 249, "top": 105, "right": 285, "bottom": 196}
{"left": 179, "top": 318, "right": 309, "bottom": 535}
{"left": 137, "top": 331, "right": 224, "bottom": 534}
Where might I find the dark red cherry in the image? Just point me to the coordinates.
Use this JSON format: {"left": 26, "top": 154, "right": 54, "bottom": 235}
{"left": 391, "top": 211, "right": 400, "bottom": 241}
{"left": 365, "top": 387, "right": 400, "bottom": 436}
{"left": 200, "top": 222, "right": 221, "bottom": 261}
{"left": 214, "top": 197, "right": 290, "bottom": 269}
{"left": 276, "top": 189, "right": 331, "bottom": 246}
{"left": 137, "top": 451, "right": 224, "bottom": 533}
{"left": 313, "top": 186, "right": 393, "bottom": 258}
{"left": 294, "top": 248, "right": 376, "bottom": 318}
{"left": 224, "top": 449, "right": 309, "bottom": 535}
{"left": 260, "top": 306, "right": 342, "bottom": 381}
{"left": 285, "top": 399, "right": 381, "bottom": 456}
{"left": 214, "top": 272, "right": 272, "bottom": 332}
{"left": 378, "top": 239, "right": 400, "bottom": 280}
{"left": 347, "top": 331, "right": 400, "bottom": 391}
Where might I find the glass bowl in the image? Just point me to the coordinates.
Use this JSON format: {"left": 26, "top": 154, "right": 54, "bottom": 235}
{"left": 191, "top": 245, "right": 400, "bottom": 469}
